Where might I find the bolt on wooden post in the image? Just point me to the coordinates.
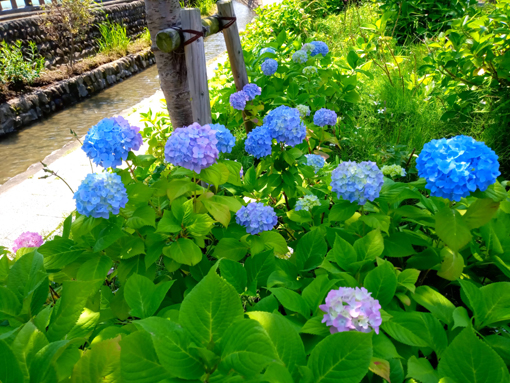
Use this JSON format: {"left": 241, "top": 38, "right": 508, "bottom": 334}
{"left": 181, "top": 8, "right": 212, "bottom": 125}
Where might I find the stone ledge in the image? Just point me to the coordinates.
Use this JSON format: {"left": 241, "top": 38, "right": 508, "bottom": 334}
{"left": 0, "top": 48, "right": 155, "bottom": 136}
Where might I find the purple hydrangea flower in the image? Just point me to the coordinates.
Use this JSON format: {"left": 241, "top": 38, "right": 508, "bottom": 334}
{"left": 416, "top": 135, "right": 501, "bottom": 201}
{"left": 320, "top": 287, "right": 382, "bottom": 334}
{"left": 264, "top": 105, "right": 306, "bottom": 147}
{"left": 74, "top": 173, "right": 128, "bottom": 219}
{"left": 305, "top": 154, "right": 325, "bottom": 173}
{"left": 243, "top": 83, "right": 262, "bottom": 101}
{"left": 236, "top": 202, "right": 278, "bottom": 234}
{"left": 82, "top": 116, "right": 143, "bottom": 169}
{"left": 331, "top": 161, "right": 384, "bottom": 205}
{"left": 310, "top": 41, "right": 329, "bottom": 57}
{"left": 209, "top": 123, "right": 236, "bottom": 154}
{"left": 295, "top": 195, "right": 320, "bottom": 212}
{"left": 313, "top": 108, "right": 338, "bottom": 127}
{"left": 245, "top": 125, "right": 273, "bottom": 159}
{"left": 292, "top": 50, "right": 308, "bottom": 64}
{"left": 230, "top": 91, "right": 249, "bottom": 110}
{"left": 262, "top": 59, "right": 278, "bottom": 76}
{"left": 12, "top": 232, "right": 44, "bottom": 253}
{"left": 165, "top": 123, "right": 219, "bottom": 173}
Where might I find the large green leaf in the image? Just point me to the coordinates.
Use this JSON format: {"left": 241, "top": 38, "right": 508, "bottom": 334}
{"left": 397, "top": 269, "right": 420, "bottom": 293}
{"left": 218, "top": 319, "right": 278, "bottom": 377}
{"left": 354, "top": 230, "right": 384, "bottom": 261}
{"left": 179, "top": 271, "right": 243, "bottom": 348}
{"left": 269, "top": 287, "right": 310, "bottom": 318}
{"left": 383, "top": 232, "right": 416, "bottom": 258}
{"left": 260, "top": 231, "right": 288, "bottom": 255}
{"left": 437, "top": 247, "right": 464, "bottom": 281}
{"left": 295, "top": 229, "right": 327, "bottom": 271}
{"left": 364, "top": 260, "right": 397, "bottom": 306}
{"left": 126, "top": 206, "right": 156, "bottom": 229}
{"left": 29, "top": 340, "right": 71, "bottom": 383}
{"left": 382, "top": 311, "right": 448, "bottom": 356}
{"left": 156, "top": 210, "right": 182, "bottom": 233}
{"left": 407, "top": 356, "right": 439, "bottom": 383}
{"left": 220, "top": 259, "right": 247, "bottom": 294}
{"left": 435, "top": 207, "right": 472, "bottom": 252}
{"left": 212, "top": 238, "right": 249, "bottom": 261}
{"left": 46, "top": 280, "right": 103, "bottom": 342}
{"left": 120, "top": 331, "right": 173, "bottom": 383}
{"left": 302, "top": 275, "right": 340, "bottom": 315}
{"left": 330, "top": 234, "right": 357, "bottom": 272}
{"left": 163, "top": 238, "right": 202, "bottom": 266}
{"left": 199, "top": 162, "right": 230, "bottom": 186}
{"left": 71, "top": 337, "right": 121, "bottom": 383}
{"left": 463, "top": 198, "right": 500, "bottom": 229}
{"left": 124, "top": 274, "right": 174, "bottom": 319}
{"left": 438, "top": 328, "right": 509, "bottom": 383}
{"left": 0, "top": 286, "right": 21, "bottom": 320}
{"left": 0, "top": 339, "right": 24, "bottom": 383}
{"left": 247, "top": 311, "right": 306, "bottom": 374}
{"left": 308, "top": 332, "right": 372, "bottom": 383}
{"left": 38, "top": 239, "right": 84, "bottom": 270}
{"left": 134, "top": 317, "right": 204, "bottom": 379}
{"left": 203, "top": 199, "right": 231, "bottom": 227}
{"left": 329, "top": 200, "right": 358, "bottom": 222}
{"left": 413, "top": 286, "right": 455, "bottom": 326}
{"left": 77, "top": 255, "right": 112, "bottom": 281}
{"left": 245, "top": 250, "right": 276, "bottom": 288}
{"left": 11, "top": 322, "right": 49, "bottom": 382}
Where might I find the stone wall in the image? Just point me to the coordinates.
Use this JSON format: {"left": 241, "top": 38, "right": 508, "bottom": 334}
{"left": 0, "top": 49, "right": 155, "bottom": 135}
{"left": 0, "top": 0, "right": 147, "bottom": 67}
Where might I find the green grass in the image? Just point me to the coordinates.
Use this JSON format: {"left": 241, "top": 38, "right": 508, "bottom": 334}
{"left": 180, "top": 0, "right": 217, "bottom": 15}
{"left": 314, "top": 3, "right": 507, "bottom": 173}
{"left": 97, "top": 19, "right": 131, "bottom": 56}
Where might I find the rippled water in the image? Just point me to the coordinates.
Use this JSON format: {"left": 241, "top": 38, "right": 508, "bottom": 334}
{"left": 0, "top": 1, "right": 254, "bottom": 184}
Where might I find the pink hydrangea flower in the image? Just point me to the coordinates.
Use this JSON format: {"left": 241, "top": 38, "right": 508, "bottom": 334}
{"left": 319, "top": 287, "right": 382, "bottom": 334}
{"left": 12, "top": 232, "right": 44, "bottom": 253}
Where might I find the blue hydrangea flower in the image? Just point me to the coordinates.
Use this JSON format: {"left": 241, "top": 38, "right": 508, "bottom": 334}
{"left": 310, "top": 41, "right": 329, "bottom": 57}
{"left": 303, "top": 66, "right": 318, "bottom": 76}
{"left": 259, "top": 47, "right": 276, "bottom": 57}
{"left": 416, "top": 135, "right": 501, "bottom": 201}
{"left": 245, "top": 125, "right": 273, "bottom": 159}
{"left": 331, "top": 161, "right": 384, "bottom": 205}
{"left": 305, "top": 154, "right": 325, "bottom": 173}
{"left": 236, "top": 202, "right": 278, "bottom": 234}
{"left": 230, "top": 91, "right": 248, "bottom": 110}
{"left": 82, "top": 116, "right": 143, "bottom": 169}
{"left": 209, "top": 123, "right": 236, "bottom": 154}
{"left": 74, "top": 173, "right": 128, "bottom": 219}
{"left": 165, "top": 123, "right": 219, "bottom": 173}
{"left": 264, "top": 105, "right": 306, "bottom": 147}
{"left": 295, "top": 195, "right": 320, "bottom": 212}
{"left": 262, "top": 59, "right": 278, "bottom": 76}
{"left": 292, "top": 50, "right": 308, "bottom": 64}
{"left": 314, "top": 108, "right": 338, "bottom": 127}
{"left": 243, "top": 83, "right": 261, "bottom": 101}
{"left": 297, "top": 104, "right": 311, "bottom": 117}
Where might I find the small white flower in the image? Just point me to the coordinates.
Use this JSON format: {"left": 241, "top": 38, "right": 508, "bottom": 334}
{"left": 374, "top": 101, "right": 380, "bottom": 105}
{"left": 355, "top": 126, "right": 361, "bottom": 129}
{"left": 377, "top": 108, "right": 385, "bottom": 114}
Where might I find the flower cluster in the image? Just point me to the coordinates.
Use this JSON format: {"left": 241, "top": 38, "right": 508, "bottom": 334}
{"left": 245, "top": 125, "right": 273, "bottom": 159}
{"left": 320, "top": 287, "right": 382, "bottom": 334}
{"left": 292, "top": 50, "right": 308, "bottom": 64}
{"left": 243, "top": 83, "right": 261, "bottom": 101}
{"left": 303, "top": 66, "right": 318, "bottom": 76}
{"left": 313, "top": 108, "right": 337, "bottom": 127}
{"left": 236, "top": 202, "right": 278, "bottom": 235}
{"left": 82, "top": 116, "right": 143, "bottom": 169}
{"left": 295, "top": 195, "right": 321, "bottom": 212}
{"left": 305, "top": 154, "right": 325, "bottom": 173}
{"left": 230, "top": 91, "right": 248, "bottom": 110}
{"left": 330, "top": 161, "right": 384, "bottom": 205}
{"left": 264, "top": 106, "right": 306, "bottom": 147}
{"left": 297, "top": 104, "right": 311, "bottom": 117}
{"left": 416, "top": 135, "right": 500, "bottom": 201}
{"left": 301, "top": 43, "right": 314, "bottom": 53}
{"left": 164, "top": 123, "right": 219, "bottom": 173}
{"left": 310, "top": 41, "right": 329, "bottom": 57}
{"left": 262, "top": 58, "right": 278, "bottom": 76}
{"left": 209, "top": 124, "right": 236, "bottom": 154}
{"left": 74, "top": 173, "right": 128, "bottom": 219}
{"left": 12, "top": 232, "right": 44, "bottom": 253}
{"left": 382, "top": 164, "right": 406, "bottom": 178}
{"left": 259, "top": 47, "right": 276, "bottom": 60}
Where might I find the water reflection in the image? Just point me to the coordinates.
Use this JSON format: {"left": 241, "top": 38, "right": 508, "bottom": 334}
{"left": 0, "top": 1, "right": 254, "bottom": 184}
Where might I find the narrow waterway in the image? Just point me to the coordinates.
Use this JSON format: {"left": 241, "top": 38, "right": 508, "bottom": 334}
{"left": 0, "top": 1, "right": 254, "bottom": 185}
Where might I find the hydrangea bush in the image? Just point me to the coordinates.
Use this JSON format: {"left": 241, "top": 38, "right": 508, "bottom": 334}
{"left": 1, "top": 12, "right": 509, "bottom": 383}
{"left": 12, "top": 231, "right": 44, "bottom": 253}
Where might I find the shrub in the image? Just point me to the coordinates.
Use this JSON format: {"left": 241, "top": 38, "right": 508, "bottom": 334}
{"left": 0, "top": 40, "right": 45, "bottom": 88}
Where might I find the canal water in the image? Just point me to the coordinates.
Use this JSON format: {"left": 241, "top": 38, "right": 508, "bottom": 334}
{"left": 0, "top": 0, "right": 254, "bottom": 185}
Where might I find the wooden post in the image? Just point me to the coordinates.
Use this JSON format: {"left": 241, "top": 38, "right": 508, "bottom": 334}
{"left": 10, "top": 0, "right": 18, "bottom": 9}
{"left": 217, "top": 0, "right": 248, "bottom": 91}
{"left": 181, "top": 8, "right": 212, "bottom": 125}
